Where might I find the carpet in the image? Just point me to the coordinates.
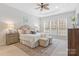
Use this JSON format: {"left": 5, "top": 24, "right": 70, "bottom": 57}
{"left": 13, "top": 43, "right": 56, "bottom": 56}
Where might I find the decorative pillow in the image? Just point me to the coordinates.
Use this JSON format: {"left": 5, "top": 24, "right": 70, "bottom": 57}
{"left": 18, "top": 25, "right": 31, "bottom": 34}
{"left": 30, "top": 31, "right": 36, "bottom": 34}
{"left": 21, "top": 28, "right": 27, "bottom": 34}
{"left": 25, "top": 29, "right": 31, "bottom": 34}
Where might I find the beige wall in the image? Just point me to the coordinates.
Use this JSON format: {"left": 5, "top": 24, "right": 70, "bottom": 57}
{"left": 0, "top": 22, "right": 7, "bottom": 45}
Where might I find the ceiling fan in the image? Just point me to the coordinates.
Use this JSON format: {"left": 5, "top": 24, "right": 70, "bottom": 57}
{"left": 36, "top": 3, "right": 49, "bottom": 11}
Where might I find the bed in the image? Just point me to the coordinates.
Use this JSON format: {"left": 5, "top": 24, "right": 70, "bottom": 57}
{"left": 19, "top": 33, "right": 41, "bottom": 48}
{"left": 18, "top": 25, "right": 41, "bottom": 48}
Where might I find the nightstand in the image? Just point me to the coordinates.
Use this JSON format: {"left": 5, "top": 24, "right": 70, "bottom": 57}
{"left": 39, "top": 38, "right": 49, "bottom": 47}
{"left": 6, "top": 32, "right": 19, "bottom": 45}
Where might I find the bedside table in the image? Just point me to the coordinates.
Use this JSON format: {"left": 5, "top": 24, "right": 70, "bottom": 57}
{"left": 6, "top": 33, "right": 19, "bottom": 45}
{"left": 39, "top": 38, "right": 49, "bottom": 47}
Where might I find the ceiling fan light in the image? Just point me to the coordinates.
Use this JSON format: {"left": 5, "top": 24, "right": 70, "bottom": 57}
{"left": 36, "top": 3, "right": 49, "bottom": 11}
{"left": 55, "top": 6, "right": 58, "bottom": 8}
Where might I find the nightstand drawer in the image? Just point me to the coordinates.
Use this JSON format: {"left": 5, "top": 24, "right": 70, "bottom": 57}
{"left": 6, "top": 37, "right": 18, "bottom": 40}
{"left": 6, "top": 33, "right": 18, "bottom": 37}
{"left": 6, "top": 33, "right": 19, "bottom": 45}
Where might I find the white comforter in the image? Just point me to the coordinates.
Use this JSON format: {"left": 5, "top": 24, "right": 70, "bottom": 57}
{"left": 19, "top": 33, "right": 41, "bottom": 48}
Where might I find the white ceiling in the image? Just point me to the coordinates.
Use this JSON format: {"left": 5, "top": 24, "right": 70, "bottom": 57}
{"left": 4, "top": 3, "right": 79, "bottom": 17}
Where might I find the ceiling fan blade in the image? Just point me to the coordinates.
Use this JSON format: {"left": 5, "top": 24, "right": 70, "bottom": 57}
{"left": 36, "top": 3, "right": 49, "bottom": 11}
{"left": 44, "top": 4, "right": 49, "bottom": 6}
{"left": 44, "top": 6, "right": 49, "bottom": 10}
{"left": 44, "top": 4, "right": 49, "bottom": 7}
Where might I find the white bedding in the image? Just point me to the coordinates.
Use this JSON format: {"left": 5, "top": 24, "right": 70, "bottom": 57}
{"left": 20, "top": 33, "right": 40, "bottom": 41}
{"left": 19, "top": 33, "right": 41, "bottom": 48}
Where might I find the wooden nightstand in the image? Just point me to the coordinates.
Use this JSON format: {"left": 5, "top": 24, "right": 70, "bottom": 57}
{"left": 6, "top": 32, "right": 19, "bottom": 45}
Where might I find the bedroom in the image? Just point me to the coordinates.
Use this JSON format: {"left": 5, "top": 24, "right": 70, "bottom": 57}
{"left": 0, "top": 3, "right": 79, "bottom": 56}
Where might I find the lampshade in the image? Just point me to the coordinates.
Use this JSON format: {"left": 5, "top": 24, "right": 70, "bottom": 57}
{"left": 5, "top": 21, "right": 15, "bottom": 30}
{"left": 8, "top": 24, "right": 14, "bottom": 30}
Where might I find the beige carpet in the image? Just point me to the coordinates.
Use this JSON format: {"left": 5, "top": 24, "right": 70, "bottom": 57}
{"left": 13, "top": 43, "right": 56, "bottom": 56}
{"left": 0, "top": 45, "right": 28, "bottom": 56}
{"left": 0, "top": 39, "right": 67, "bottom": 56}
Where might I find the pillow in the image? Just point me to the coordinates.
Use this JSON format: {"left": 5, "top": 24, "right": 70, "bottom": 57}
{"left": 18, "top": 28, "right": 27, "bottom": 34}
{"left": 25, "top": 29, "right": 31, "bottom": 34}
{"left": 30, "top": 31, "right": 36, "bottom": 34}
{"left": 18, "top": 27, "right": 31, "bottom": 34}
{"left": 18, "top": 25, "right": 32, "bottom": 34}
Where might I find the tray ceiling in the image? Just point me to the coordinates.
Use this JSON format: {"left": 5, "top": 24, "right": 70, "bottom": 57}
{"left": 4, "top": 3, "right": 78, "bottom": 17}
